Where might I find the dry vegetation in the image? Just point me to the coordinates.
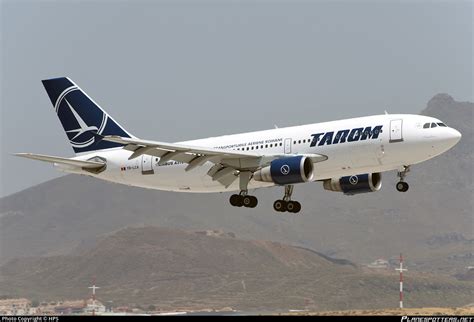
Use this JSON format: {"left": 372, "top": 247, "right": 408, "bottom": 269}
{"left": 287, "top": 306, "right": 474, "bottom": 316}
{"left": 1, "top": 227, "right": 473, "bottom": 312}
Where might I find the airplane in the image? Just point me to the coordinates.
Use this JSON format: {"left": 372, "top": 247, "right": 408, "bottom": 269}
{"left": 15, "top": 77, "right": 462, "bottom": 213}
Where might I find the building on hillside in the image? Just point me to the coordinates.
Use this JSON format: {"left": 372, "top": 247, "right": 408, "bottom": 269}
{"left": 83, "top": 299, "right": 106, "bottom": 314}
{"left": 54, "top": 300, "right": 87, "bottom": 315}
{"left": 0, "top": 298, "right": 31, "bottom": 315}
{"left": 366, "top": 258, "right": 389, "bottom": 269}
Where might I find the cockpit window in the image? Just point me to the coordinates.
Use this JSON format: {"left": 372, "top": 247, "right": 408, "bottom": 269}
{"left": 423, "top": 122, "right": 446, "bottom": 129}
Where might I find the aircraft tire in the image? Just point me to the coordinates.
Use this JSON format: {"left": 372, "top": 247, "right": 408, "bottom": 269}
{"left": 273, "top": 200, "right": 287, "bottom": 212}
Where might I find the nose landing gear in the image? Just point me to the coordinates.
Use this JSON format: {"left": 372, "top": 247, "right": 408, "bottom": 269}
{"left": 396, "top": 166, "right": 410, "bottom": 192}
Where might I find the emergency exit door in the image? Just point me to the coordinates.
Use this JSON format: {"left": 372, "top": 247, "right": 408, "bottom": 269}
{"left": 141, "top": 155, "right": 154, "bottom": 175}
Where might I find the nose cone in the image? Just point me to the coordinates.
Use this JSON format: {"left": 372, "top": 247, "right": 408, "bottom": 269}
{"left": 444, "top": 128, "right": 462, "bottom": 148}
{"left": 451, "top": 129, "right": 462, "bottom": 144}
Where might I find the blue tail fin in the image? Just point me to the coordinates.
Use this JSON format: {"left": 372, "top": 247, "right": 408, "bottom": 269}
{"left": 42, "top": 77, "right": 133, "bottom": 155}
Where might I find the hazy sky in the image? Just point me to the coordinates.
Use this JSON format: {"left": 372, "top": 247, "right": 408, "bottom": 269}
{"left": 1, "top": 0, "right": 472, "bottom": 197}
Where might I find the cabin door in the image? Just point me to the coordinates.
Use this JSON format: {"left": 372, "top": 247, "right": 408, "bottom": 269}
{"left": 284, "top": 138, "right": 292, "bottom": 154}
{"left": 389, "top": 119, "right": 403, "bottom": 143}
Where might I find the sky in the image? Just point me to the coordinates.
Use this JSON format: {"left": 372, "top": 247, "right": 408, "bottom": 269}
{"left": 0, "top": 0, "right": 472, "bottom": 197}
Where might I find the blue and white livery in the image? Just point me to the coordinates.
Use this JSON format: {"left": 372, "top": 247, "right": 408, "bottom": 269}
{"left": 16, "top": 77, "right": 462, "bottom": 213}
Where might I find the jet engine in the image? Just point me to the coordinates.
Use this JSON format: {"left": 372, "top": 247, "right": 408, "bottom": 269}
{"left": 253, "top": 156, "right": 314, "bottom": 185}
{"left": 323, "top": 173, "right": 382, "bottom": 195}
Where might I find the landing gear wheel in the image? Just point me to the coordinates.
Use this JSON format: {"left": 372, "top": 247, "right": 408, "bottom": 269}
{"left": 396, "top": 166, "right": 411, "bottom": 193}
{"left": 229, "top": 194, "right": 243, "bottom": 207}
{"left": 242, "top": 196, "right": 253, "bottom": 207}
{"left": 273, "top": 185, "right": 303, "bottom": 213}
{"left": 293, "top": 201, "right": 301, "bottom": 213}
{"left": 230, "top": 172, "right": 259, "bottom": 209}
{"left": 396, "top": 181, "right": 409, "bottom": 192}
{"left": 286, "top": 201, "right": 302, "bottom": 213}
{"left": 286, "top": 201, "right": 296, "bottom": 213}
{"left": 273, "top": 200, "right": 287, "bottom": 212}
{"left": 249, "top": 196, "right": 258, "bottom": 208}
{"left": 231, "top": 194, "right": 258, "bottom": 208}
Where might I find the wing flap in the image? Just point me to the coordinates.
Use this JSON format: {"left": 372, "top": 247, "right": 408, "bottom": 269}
{"left": 102, "top": 135, "right": 259, "bottom": 158}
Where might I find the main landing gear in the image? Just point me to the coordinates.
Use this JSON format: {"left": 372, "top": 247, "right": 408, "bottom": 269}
{"left": 273, "top": 185, "right": 301, "bottom": 214}
{"left": 228, "top": 172, "right": 301, "bottom": 213}
{"left": 229, "top": 193, "right": 258, "bottom": 208}
{"left": 396, "top": 165, "right": 410, "bottom": 192}
{"left": 229, "top": 171, "right": 258, "bottom": 208}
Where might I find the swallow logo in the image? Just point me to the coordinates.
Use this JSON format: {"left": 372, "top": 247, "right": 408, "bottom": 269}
{"left": 280, "top": 165, "right": 290, "bottom": 175}
{"left": 349, "top": 175, "right": 359, "bottom": 185}
{"left": 65, "top": 99, "right": 99, "bottom": 140}
{"left": 56, "top": 87, "right": 107, "bottom": 148}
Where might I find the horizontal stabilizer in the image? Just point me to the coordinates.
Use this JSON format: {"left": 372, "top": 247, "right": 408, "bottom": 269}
{"left": 14, "top": 153, "right": 105, "bottom": 169}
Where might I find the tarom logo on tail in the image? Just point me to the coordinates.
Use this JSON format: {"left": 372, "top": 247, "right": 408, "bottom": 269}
{"left": 41, "top": 77, "right": 133, "bottom": 154}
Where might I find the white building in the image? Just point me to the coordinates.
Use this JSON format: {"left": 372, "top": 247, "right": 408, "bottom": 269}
{"left": 83, "top": 299, "right": 106, "bottom": 314}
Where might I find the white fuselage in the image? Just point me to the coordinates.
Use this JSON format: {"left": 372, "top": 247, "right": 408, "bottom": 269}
{"left": 63, "top": 114, "right": 461, "bottom": 193}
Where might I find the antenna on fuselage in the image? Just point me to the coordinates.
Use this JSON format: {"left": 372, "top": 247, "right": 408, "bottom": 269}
{"left": 385, "top": 110, "right": 389, "bottom": 115}
{"left": 274, "top": 124, "right": 279, "bottom": 129}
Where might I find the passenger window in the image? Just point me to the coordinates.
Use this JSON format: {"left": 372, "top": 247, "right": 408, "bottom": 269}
{"left": 265, "top": 144, "right": 268, "bottom": 148}
{"left": 280, "top": 143, "right": 282, "bottom": 146}
{"left": 270, "top": 144, "right": 273, "bottom": 147}
{"left": 298, "top": 140, "right": 301, "bottom": 144}
{"left": 437, "top": 123, "right": 447, "bottom": 127}
{"left": 431, "top": 123, "right": 437, "bottom": 128}
{"left": 423, "top": 123, "right": 430, "bottom": 129}
{"left": 293, "top": 141, "right": 296, "bottom": 144}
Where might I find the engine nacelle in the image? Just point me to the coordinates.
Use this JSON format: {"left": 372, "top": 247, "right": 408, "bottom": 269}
{"left": 323, "top": 173, "right": 382, "bottom": 195}
{"left": 253, "top": 156, "right": 314, "bottom": 185}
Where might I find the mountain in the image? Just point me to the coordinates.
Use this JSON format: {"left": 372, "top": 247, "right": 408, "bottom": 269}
{"left": 1, "top": 226, "right": 472, "bottom": 311}
{"left": 1, "top": 94, "right": 472, "bottom": 277}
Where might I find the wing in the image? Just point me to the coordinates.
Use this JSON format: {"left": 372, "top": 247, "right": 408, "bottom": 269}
{"left": 102, "top": 135, "right": 327, "bottom": 188}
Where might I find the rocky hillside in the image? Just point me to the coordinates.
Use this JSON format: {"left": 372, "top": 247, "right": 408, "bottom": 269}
{"left": 1, "top": 226, "right": 472, "bottom": 311}
{"left": 0, "top": 94, "right": 472, "bottom": 277}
